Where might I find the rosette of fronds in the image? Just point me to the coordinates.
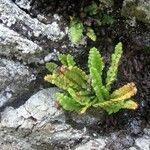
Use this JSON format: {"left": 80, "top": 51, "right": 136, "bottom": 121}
{"left": 44, "top": 42, "right": 138, "bottom": 114}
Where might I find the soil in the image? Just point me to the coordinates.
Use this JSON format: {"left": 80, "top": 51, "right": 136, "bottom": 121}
{"left": 15, "top": 0, "right": 150, "bottom": 137}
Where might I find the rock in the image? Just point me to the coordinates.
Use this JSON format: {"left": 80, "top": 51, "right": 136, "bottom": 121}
{"left": 129, "top": 147, "right": 138, "bottom": 150}
{"left": 0, "top": 24, "right": 43, "bottom": 63}
{"left": 75, "top": 138, "right": 107, "bottom": 150}
{"left": 1, "top": 88, "right": 64, "bottom": 129}
{"left": 0, "top": 0, "right": 66, "bottom": 41}
{"left": 122, "top": 0, "right": 150, "bottom": 25}
{"left": 0, "top": 0, "right": 68, "bottom": 64}
{"left": 14, "top": 0, "right": 32, "bottom": 10}
{"left": 105, "top": 132, "right": 134, "bottom": 150}
{"left": 135, "top": 135, "right": 150, "bottom": 150}
{"left": 0, "top": 59, "right": 36, "bottom": 108}
{"left": 0, "top": 88, "right": 89, "bottom": 149}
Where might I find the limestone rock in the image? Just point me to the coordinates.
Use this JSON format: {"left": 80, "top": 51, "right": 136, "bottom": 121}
{"left": 75, "top": 138, "right": 107, "bottom": 150}
{"left": 0, "top": 88, "right": 89, "bottom": 149}
{"left": 0, "top": 59, "right": 36, "bottom": 108}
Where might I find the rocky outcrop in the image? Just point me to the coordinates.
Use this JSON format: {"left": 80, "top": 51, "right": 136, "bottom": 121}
{"left": 0, "top": 88, "right": 90, "bottom": 149}
{"left": 0, "top": 0, "right": 68, "bottom": 64}
{"left": 0, "top": 59, "right": 36, "bottom": 108}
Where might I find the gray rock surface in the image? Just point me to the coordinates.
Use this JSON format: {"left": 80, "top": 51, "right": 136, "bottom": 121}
{"left": 0, "top": 0, "right": 66, "bottom": 41}
{"left": 0, "top": 88, "right": 89, "bottom": 149}
{"left": 1, "top": 88, "right": 64, "bottom": 129}
{"left": 75, "top": 138, "right": 107, "bottom": 150}
{"left": 0, "top": 58, "right": 36, "bottom": 108}
{"left": 15, "top": 0, "right": 32, "bottom": 10}
{"left": 0, "top": 0, "right": 68, "bottom": 64}
{"left": 0, "top": 24, "right": 42, "bottom": 63}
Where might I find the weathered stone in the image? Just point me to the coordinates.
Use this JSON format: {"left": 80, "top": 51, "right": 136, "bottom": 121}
{"left": 0, "top": 59, "right": 36, "bottom": 108}
{"left": 0, "top": 88, "right": 89, "bottom": 149}
{"left": 0, "top": 0, "right": 66, "bottom": 41}
{"left": 0, "top": 24, "right": 43, "bottom": 62}
{"left": 75, "top": 138, "right": 107, "bottom": 150}
{"left": 0, "top": 0, "right": 68, "bottom": 64}
{"left": 122, "top": 0, "right": 150, "bottom": 25}
{"left": 135, "top": 135, "right": 150, "bottom": 150}
{"left": 1, "top": 88, "right": 64, "bottom": 129}
{"left": 129, "top": 147, "right": 138, "bottom": 150}
{"left": 0, "top": 87, "right": 150, "bottom": 150}
{"left": 15, "top": 0, "right": 32, "bottom": 10}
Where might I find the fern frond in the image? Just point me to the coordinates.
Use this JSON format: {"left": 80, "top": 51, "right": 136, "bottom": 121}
{"left": 45, "top": 62, "right": 58, "bottom": 73}
{"left": 68, "top": 18, "right": 84, "bottom": 45}
{"left": 94, "top": 99, "right": 137, "bottom": 114}
{"left": 58, "top": 54, "right": 76, "bottom": 67}
{"left": 88, "top": 47, "right": 104, "bottom": 74}
{"left": 122, "top": 99, "right": 138, "bottom": 110}
{"left": 44, "top": 74, "right": 78, "bottom": 90}
{"left": 58, "top": 54, "right": 68, "bottom": 66}
{"left": 94, "top": 83, "right": 137, "bottom": 106}
{"left": 68, "top": 88, "right": 91, "bottom": 105}
{"left": 67, "top": 54, "right": 76, "bottom": 66}
{"left": 88, "top": 47, "right": 108, "bottom": 100}
{"left": 89, "top": 67, "right": 104, "bottom": 100}
{"left": 64, "top": 66, "right": 88, "bottom": 89}
{"left": 86, "top": 27, "right": 96, "bottom": 41}
{"left": 110, "top": 82, "right": 137, "bottom": 99}
{"left": 93, "top": 82, "right": 137, "bottom": 114}
{"left": 106, "top": 42, "right": 123, "bottom": 91}
{"left": 56, "top": 93, "right": 82, "bottom": 112}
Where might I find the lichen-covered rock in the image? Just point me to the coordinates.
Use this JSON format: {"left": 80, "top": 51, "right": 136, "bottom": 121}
{"left": 135, "top": 135, "right": 150, "bottom": 150}
{"left": 122, "top": 0, "right": 150, "bottom": 25}
{"left": 0, "top": 0, "right": 69, "bottom": 64}
{"left": 75, "top": 138, "right": 107, "bottom": 150}
{"left": 0, "top": 24, "right": 43, "bottom": 63}
{"left": 14, "top": 0, "right": 32, "bottom": 10}
{"left": 0, "top": 59, "right": 36, "bottom": 108}
{"left": 0, "top": 88, "right": 89, "bottom": 149}
{"left": 1, "top": 88, "right": 64, "bottom": 129}
{"left": 0, "top": 0, "right": 66, "bottom": 41}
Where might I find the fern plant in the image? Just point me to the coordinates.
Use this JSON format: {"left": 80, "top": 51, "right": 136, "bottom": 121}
{"left": 44, "top": 42, "right": 138, "bottom": 114}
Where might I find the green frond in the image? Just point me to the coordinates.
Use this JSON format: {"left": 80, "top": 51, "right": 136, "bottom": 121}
{"left": 93, "top": 82, "right": 137, "bottom": 114}
{"left": 68, "top": 18, "right": 84, "bottom": 45}
{"left": 88, "top": 47, "right": 108, "bottom": 100}
{"left": 44, "top": 74, "right": 78, "bottom": 90}
{"left": 84, "top": 2, "right": 98, "bottom": 16}
{"left": 45, "top": 62, "right": 58, "bottom": 73}
{"left": 56, "top": 93, "right": 82, "bottom": 112}
{"left": 88, "top": 47, "right": 104, "bottom": 74}
{"left": 86, "top": 27, "right": 96, "bottom": 41}
{"left": 94, "top": 99, "right": 137, "bottom": 114}
{"left": 106, "top": 42, "right": 123, "bottom": 91}
{"left": 58, "top": 54, "right": 68, "bottom": 66}
{"left": 122, "top": 99, "right": 138, "bottom": 110}
{"left": 89, "top": 67, "right": 104, "bottom": 100}
{"left": 68, "top": 88, "right": 91, "bottom": 105}
{"left": 58, "top": 54, "right": 76, "bottom": 67}
{"left": 64, "top": 66, "right": 88, "bottom": 89}
{"left": 67, "top": 54, "right": 76, "bottom": 66}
